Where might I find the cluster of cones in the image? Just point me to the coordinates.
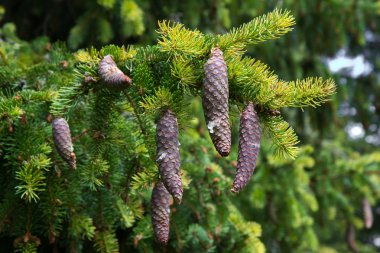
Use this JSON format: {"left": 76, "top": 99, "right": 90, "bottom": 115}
{"left": 51, "top": 55, "right": 132, "bottom": 170}
{"left": 51, "top": 50, "right": 262, "bottom": 245}
{"left": 151, "top": 48, "right": 262, "bottom": 244}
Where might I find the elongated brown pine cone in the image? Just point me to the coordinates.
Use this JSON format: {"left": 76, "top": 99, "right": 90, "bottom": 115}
{"left": 151, "top": 181, "right": 170, "bottom": 245}
{"left": 52, "top": 118, "right": 76, "bottom": 169}
{"left": 362, "top": 198, "right": 373, "bottom": 229}
{"left": 231, "top": 102, "right": 261, "bottom": 193}
{"left": 346, "top": 223, "right": 358, "bottom": 253}
{"left": 156, "top": 110, "right": 183, "bottom": 204}
{"left": 202, "top": 47, "right": 231, "bottom": 156}
{"left": 99, "top": 55, "right": 132, "bottom": 90}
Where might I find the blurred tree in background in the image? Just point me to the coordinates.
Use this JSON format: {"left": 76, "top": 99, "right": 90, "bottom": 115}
{"left": 1, "top": 0, "right": 380, "bottom": 252}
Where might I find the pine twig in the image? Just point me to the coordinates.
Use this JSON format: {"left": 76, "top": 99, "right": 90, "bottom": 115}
{"left": 124, "top": 91, "right": 146, "bottom": 135}
{"left": 72, "top": 129, "right": 88, "bottom": 143}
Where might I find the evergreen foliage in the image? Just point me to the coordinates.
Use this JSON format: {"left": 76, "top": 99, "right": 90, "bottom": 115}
{"left": 1, "top": 1, "right": 380, "bottom": 252}
{"left": 0, "top": 8, "right": 337, "bottom": 252}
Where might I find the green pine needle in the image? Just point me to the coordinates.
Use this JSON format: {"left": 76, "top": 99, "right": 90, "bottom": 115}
{"left": 94, "top": 230, "right": 119, "bottom": 253}
{"left": 130, "top": 165, "right": 158, "bottom": 193}
{"left": 219, "top": 9, "right": 296, "bottom": 52}
{"left": 140, "top": 87, "right": 174, "bottom": 113}
{"left": 15, "top": 154, "right": 51, "bottom": 203}
{"left": 50, "top": 65, "right": 97, "bottom": 117}
{"left": 69, "top": 214, "right": 96, "bottom": 239}
{"left": 262, "top": 115, "right": 300, "bottom": 160}
{"left": 228, "top": 56, "right": 278, "bottom": 105}
{"left": 171, "top": 56, "right": 201, "bottom": 90}
{"left": 157, "top": 20, "right": 208, "bottom": 57}
{"left": 275, "top": 77, "right": 336, "bottom": 108}
{"left": 80, "top": 158, "right": 110, "bottom": 191}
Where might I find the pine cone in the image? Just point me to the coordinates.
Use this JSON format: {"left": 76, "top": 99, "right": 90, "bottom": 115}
{"left": 362, "top": 198, "right": 373, "bottom": 229}
{"left": 202, "top": 47, "right": 231, "bottom": 156}
{"left": 346, "top": 223, "right": 358, "bottom": 253}
{"left": 52, "top": 118, "right": 76, "bottom": 169}
{"left": 156, "top": 110, "right": 183, "bottom": 204}
{"left": 99, "top": 55, "right": 132, "bottom": 90}
{"left": 231, "top": 102, "right": 261, "bottom": 193}
{"left": 151, "top": 181, "right": 170, "bottom": 245}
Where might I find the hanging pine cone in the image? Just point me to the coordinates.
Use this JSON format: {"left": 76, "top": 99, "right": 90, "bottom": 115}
{"left": 362, "top": 198, "right": 373, "bottom": 229}
{"left": 346, "top": 223, "right": 359, "bottom": 253}
{"left": 202, "top": 47, "right": 231, "bottom": 156}
{"left": 99, "top": 55, "right": 132, "bottom": 90}
{"left": 151, "top": 181, "right": 170, "bottom": 245}
{"left": 52, "top": 118, "right": 76, "bottom": 169}
{"left": 231, "top": 102, "right": 261, "bottom": 193}
{"left": 156, "top": 109, "right": 183, "bottom": 204}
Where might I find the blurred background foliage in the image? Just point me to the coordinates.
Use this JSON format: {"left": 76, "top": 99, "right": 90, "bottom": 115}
{"left": 1, "top": 0, "right": 380, "bottom": 252}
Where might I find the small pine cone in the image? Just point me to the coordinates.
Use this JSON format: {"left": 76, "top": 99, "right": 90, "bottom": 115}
{"left": 151, "top": 181, "right": 170, "bottom": 245}
{"left": 52, "top": 118, "right": 76, "bottom": 169}
{"left": 346, "top": 223, "right": 358, "bottom": 253}
{"left": 231, "top": 102, "right": 261, "bottom": 193}
{"left": 99, "top": 55, "right": 132, "bottom": 90}
{"left": 362, "top": 198, "right": 373, "bottom": 229}
{"left": 156, "top": 110, "right": 183, "bottom": 204}
{"left": 202, "top": 47, "right": 231, "bottom": 156}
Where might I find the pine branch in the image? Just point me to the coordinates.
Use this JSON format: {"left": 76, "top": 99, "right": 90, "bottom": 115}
{"left": 219, "top": 9, "right": 295, "bottom": 52}
{"left": 228, "top": 204, "right": 265, "bottom": 253}
{"left": 262, "top": 115, "right": 300, "bottom": 160}
{"left": 116, "top": 198, "right": 143, "bottom": 229}
{"left": 50, "top": 65, "right": 96, "bottom": 117}
{"left": 171, "top": 56, "right": 201, "bottom": 90}
{"left": 273, "top": 77, "right": 336, "bottom": 108}
{"left": 19, "top": 90, "right": 57, "bottom": 103}
{"left": 14, "top": 242, "right": 38, "bottom": 253}
{"left": 89, "top": 89, "right": 119, "bottom": 134}
{"left": 15, "top": 153, "right": 51, "bottom": 203}
{"left": 0, "top": 94, "right": 24, "bottom": 119}
{"left": 139, "top": 87, "right": 189, "bottom": 130}
{"left": 99, "top": 44, "right": 135, "bottom": 64}
{"left": 228, "top": 57, "right": 336, "bottom": 110}
{"left": 80, "top": 158, "right": 110, "bottom": 190}
{"left": 130, "top": 165, "right": 158, "bottom": 193}
{"left": 157, "top": 20, "right": 209, "bottom": 57}
{"left": 139, "top": 87, "right": 175, "bottom": 114}
{"left": 72, "top": 129, "right": 89, "bottom": 143}
{"left": 0, "top": 66, "right": 22, "bottom": 87}
{"left": 129, "top": 61, "right": 155, "bottom": 98}
{"left": 69, "top": 214, "right": 96, "bottom": 239}
{"left": 133, "top": 45, "right": 166, "bottom": 63}
{"left": 131, "top": 216, "right": 153, "bottom": 244}
{"left": 124, "top": 91, "right": 146, "bottom": 135}
{"left": 94, "top": 230, "right": 119, "bottom": 253}
{"left": 39, "top": 176, "right": 67, "bottom": 243}
{"left": 228, "top": 56, "right": 278, "bottom": 106}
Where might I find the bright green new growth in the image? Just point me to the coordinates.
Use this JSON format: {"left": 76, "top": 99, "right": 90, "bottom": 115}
{"left": 219, "top": 9, "right": 296, "bottom": 54}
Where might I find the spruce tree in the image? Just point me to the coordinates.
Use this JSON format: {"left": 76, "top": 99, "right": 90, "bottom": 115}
{"left": 0, "top": 8, "right": 338, "bottom": 253}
